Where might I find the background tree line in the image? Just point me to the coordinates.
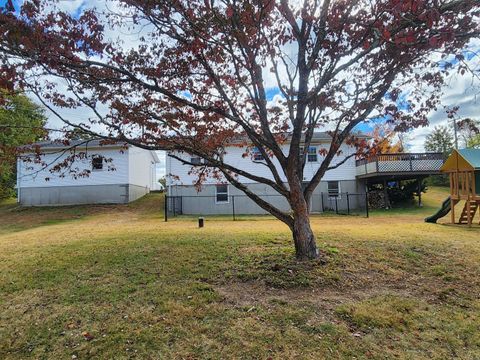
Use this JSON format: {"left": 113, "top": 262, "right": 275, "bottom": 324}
{"left": 424, "top": 118, "right": 480, "bottom": 187}
{"left": 0, "top": 90, "right": 47, "bottom": 199}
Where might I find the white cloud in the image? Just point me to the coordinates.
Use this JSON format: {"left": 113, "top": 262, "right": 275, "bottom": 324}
{"left": 55, "top": 0, "right": 87, "bottom": 13}
{"left": 24, "top": 0, "right": 480, "bottom": 175}
{"left": 409, "top": 73, "right": 480, "bottom": 152}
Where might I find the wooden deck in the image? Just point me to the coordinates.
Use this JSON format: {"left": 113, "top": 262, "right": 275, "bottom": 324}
{"left": 356, "top": 153, "right": 445, "bottom": 181}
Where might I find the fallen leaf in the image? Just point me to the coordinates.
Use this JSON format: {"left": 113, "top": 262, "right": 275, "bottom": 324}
{"left": 81, "top": 331, "right": 94, "bottom": 341}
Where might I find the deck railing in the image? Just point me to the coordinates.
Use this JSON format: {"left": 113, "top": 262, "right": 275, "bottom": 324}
{"left": 356, "top": 152, "right": 445, "bottom": 176}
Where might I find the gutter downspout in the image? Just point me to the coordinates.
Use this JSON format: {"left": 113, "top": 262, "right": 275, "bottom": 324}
{"left": 166, "top": 153, "right": 172, "bottom": 195}
{"left": 16, "top": 158, "right": 21, "bottom": 204}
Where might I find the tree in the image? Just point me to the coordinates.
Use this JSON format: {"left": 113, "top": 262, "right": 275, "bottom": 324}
{"left": 468, "top": 134, "right": 480, "bottom": 148}
{"left": 370, "top": 124, "right": 405, "bottom": 154}
{"left": 0, "top": 90, "right": 47, "bottom": 199}
{"left": 1, "top": 1, "right": 479, "bottom": 259}
{"left": 424, "top": 125, "right": 454, "bottom": 187}
{"left": 457, "top": 118, "right": 480, "bottom": 148}
{"left": 424, "top": 125, "right": 454, "bottom": 155}
{"left": 158, "top": 177, "right": 167, "bottom": 190}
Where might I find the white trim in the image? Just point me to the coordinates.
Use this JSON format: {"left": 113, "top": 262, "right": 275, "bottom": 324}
{"left": 327, "top": 180, "right": 341, "bottom": 199}
{"left": 307, "top": 146, "right": 318, "bottom": 162}
{"left": 215, "top": 184, "right": 229, "bottom": 204}
{"left": 16, "top": 158, "right": 21, "bottom": 203}
{"left": 300, "top": 146, "right": 318, "bottom": 162}
{"left": 149, "top": 150, "right": 161, "bottom": 163}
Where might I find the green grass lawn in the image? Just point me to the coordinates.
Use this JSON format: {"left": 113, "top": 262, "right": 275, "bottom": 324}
{"left": 0, "top": 187, "right": 479, "bottom": 359}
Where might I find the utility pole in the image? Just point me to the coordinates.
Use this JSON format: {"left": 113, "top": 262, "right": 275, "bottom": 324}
{"left": 453, "top": 118, "right": 459, "bottom": 149}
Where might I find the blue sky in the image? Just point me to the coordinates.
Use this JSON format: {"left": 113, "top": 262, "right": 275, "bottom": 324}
{"left": 1, "top": 0, "right": 22, "bottom": 11}
{"left": 265, "top": 88, "right": 281, "bottom": 101}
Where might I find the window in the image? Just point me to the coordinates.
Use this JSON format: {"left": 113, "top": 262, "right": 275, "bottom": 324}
{"left": 191, "top": 156, "right": 202, "bottom": 165}
{"left": 300, "top": 146, "right": 318, "bottom": 162}
{"left": 92, "top": 156, "right": 103, "bottom": 171}
{"left": 327, "top": 181, "right": 340, "bottom": 198}
{"left": 252, "top": 147, "right": 264, "bottom": 161}
{"left": 307, "top": 146, "right": 317, "bottom": 162}
{"left": 216, "top": 184, "right": 229, "bottom": 203}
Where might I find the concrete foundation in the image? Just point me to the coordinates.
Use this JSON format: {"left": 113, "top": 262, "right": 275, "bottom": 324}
{"left": 19, "top": 184, "right": 150, "bottom": 206}
{"left": 168, "top": 180, "right": 366, "bottom": 215}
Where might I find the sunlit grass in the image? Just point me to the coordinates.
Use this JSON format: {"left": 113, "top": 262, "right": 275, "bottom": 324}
{"left": 0, "top": 188, "right": 479, "bottom": 359}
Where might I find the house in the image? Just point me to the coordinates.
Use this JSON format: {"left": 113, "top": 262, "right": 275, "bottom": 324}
{"left": 165, "top": 132, "right": 369, "bottom": 215}
{"left": 17, "top": 139, "right": 160, "bottom": 206}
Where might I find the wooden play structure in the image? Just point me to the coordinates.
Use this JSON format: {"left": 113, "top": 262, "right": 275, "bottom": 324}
{"left": 440, "top": 149, "right": 480, "bottom": 226}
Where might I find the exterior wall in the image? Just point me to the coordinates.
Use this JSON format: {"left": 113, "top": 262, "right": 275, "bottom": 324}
{"left": 169, "top": 183, "right": 289, "bottom": 215}
{"left": 128, "top": 184, "right": 151, "bottom": 202}
{"left": 128, "top": 147, "right": 157, "bottom": 189}
{"left": 166, "top": 142, "right": 357, "bottom": 188}
{"left": 309, "top": 180, "right": 365, "bottom": 213}
{"left": 169, "top": 180, "right": 365, "bottom": 215}
{"left": 19, "top": 184, "right": 130, "bottom": 206}
{"left": 17, "top": 146, "right": 158, "bottom": 206}
{"left": 18, "top": 184, "right": 152, "bottom": 206}
{"left": 165, "top": 140, "right": 365, "bottom": 215}
{"left": 18, "top": 147, "right": 129, "bottom": 188}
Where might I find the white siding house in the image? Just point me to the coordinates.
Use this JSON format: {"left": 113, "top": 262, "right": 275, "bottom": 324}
{"left": 17, "top": 140, "right": 160, "bottom": 206}
{"left": 166, "top": 132, "right": 367, "bottom": 214}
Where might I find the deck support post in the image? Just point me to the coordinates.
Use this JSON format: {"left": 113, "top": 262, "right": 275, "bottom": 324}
{"left": 165, "top": 195, "right": 168, "bottom": 222}
{"left": 383, "top": 179, "right": 390, "bottom": 209}
{"left": 417, "top": 178, "right": 423, "bottom": 207}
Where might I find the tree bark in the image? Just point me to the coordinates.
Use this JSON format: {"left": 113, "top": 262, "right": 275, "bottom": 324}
{"left": 291, "top": 212, "right": 319, "bottom": 260}
{"left": 289, "top": 190, "right": 319, "bottom": 260}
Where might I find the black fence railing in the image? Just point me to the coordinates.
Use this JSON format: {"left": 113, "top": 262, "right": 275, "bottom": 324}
{"left": 319, "top": 192, "right": 369, "bottom": 217}
{"left": 165, "top": 192, "right": 368, "bottom": 221}
{"left": 165, "top": 195, "right": 183, "bottom": 218}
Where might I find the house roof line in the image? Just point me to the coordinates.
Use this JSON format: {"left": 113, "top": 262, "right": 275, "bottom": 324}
{"left": 22, "top": 139, "right": 161, "bottom": 163}
{"left": 224, "top": 131, "right": 370, "bottom": 145}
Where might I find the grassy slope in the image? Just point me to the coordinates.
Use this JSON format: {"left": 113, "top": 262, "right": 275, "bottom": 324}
{"left": 0, "top": 188, "right": 479, "bottom": 359}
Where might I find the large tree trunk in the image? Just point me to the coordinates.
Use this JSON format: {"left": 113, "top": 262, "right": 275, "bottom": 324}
{"left": 292, "top": 212, "right": 318, "bottom": 260}
{"left": 290, "top": 194, "right": 319, "bottom": 260}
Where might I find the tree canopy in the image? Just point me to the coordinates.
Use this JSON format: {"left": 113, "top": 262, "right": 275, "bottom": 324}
{"left": 424, "top": 125, "right": 454, "bottom": 155}
{"left": 1, "top": 0, "right": 479, "bottom": 259}
{"left": 457, "top": 118, "right": 480, "bottom": 148}
{"left": 467, "top": 133, "right": 480, "bottom": 148}
{"left": 0, "top": 90, "right": 47, "bottom": 199}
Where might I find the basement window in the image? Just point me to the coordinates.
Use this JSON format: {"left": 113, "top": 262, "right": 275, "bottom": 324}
{"left": 92, "top": 156, "right": 103, "bottom": 171}
{"left": 327, "top": 181, "right": 340, "bottom": 198}
{"left": 215, "top": 184, "right": 229, "bottom": 204}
